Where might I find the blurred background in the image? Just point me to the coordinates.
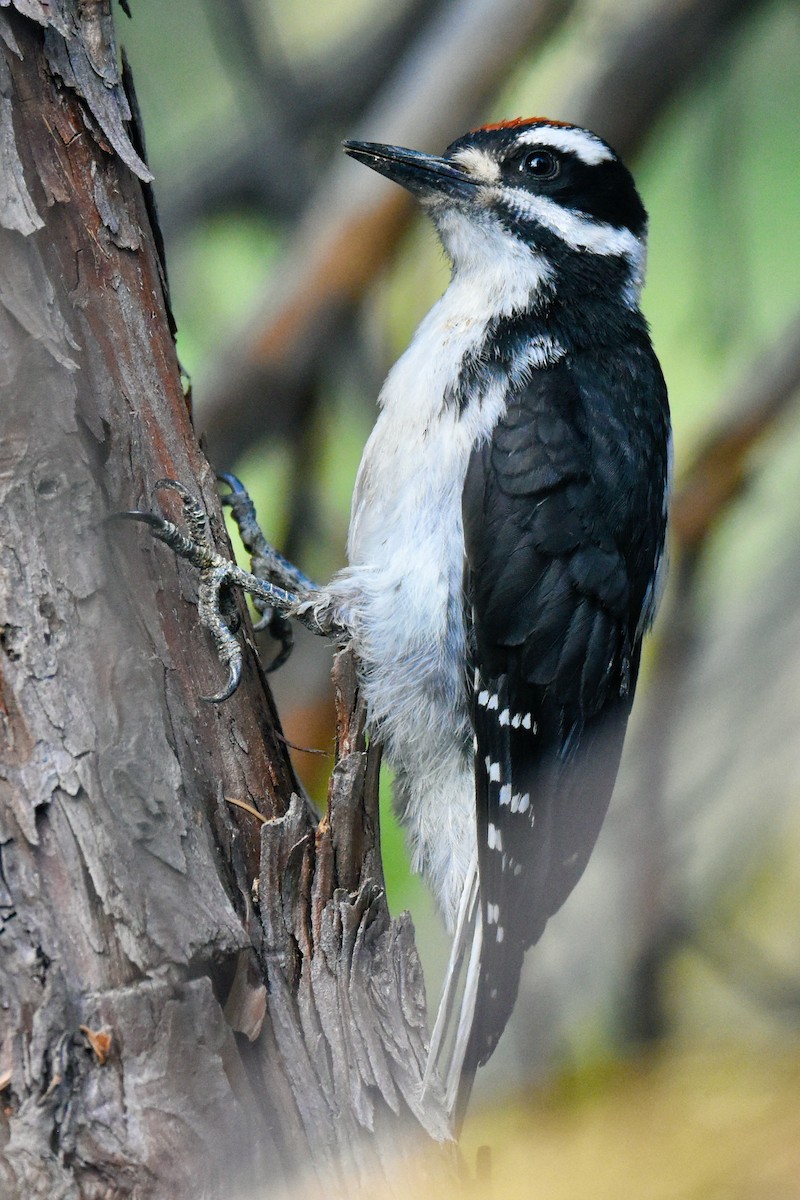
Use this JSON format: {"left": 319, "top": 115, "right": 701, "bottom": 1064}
{"left": 121, "top": 0, "right": 800, "bottom": 1194}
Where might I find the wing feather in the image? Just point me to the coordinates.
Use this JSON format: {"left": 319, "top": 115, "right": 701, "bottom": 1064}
{"left": 457, "top": 355, "right": 667, "bottom": 1095}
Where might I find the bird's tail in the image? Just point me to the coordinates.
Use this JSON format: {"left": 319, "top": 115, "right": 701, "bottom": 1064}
{"left": 422, "top": 852, "right": 483, "bottom": 1132}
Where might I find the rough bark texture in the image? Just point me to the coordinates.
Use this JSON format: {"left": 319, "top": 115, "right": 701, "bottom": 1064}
{"left": 0, "top": 7, "right": 450, "bottom": 1197}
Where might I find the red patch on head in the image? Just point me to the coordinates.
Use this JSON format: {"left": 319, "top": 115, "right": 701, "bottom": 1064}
{"left": 472, "top": 116, "right": 575, "bottom": 133}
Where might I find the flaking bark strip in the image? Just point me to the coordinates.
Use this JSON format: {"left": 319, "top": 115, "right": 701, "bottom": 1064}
{"left": 259, "top": 965, "right": 339, "bottom": 1164}
{"left": 257, "top": 795, "right": 311, "bottom": 977}
{"left": 328, "top": 752, "right": 369, "bottom": 894}
{"left": 332, "top": 647, "right": 368, "bottom": 756}
{"left": 41, "top": 7, "right": 153, "bottom": 181}
{"left": 308, "top": 920, "right": 376, "bottom": 1131}
{"left": 311, "top": 816, "right": 336, "bottom": 933}
{"left": 295, "top": 963, "right": 336, "bottom": 1103}
{"left": 281, "top": 835, "right": 314, "bottom": 981}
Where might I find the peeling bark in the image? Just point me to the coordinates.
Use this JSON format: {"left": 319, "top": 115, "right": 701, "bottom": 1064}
{"left": 0, "top": 7, "right": 451, "bottom": 1197}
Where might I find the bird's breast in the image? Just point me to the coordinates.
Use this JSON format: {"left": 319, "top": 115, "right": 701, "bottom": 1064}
{"left": 341, "top": 288, "right": 508, "bottom": 762}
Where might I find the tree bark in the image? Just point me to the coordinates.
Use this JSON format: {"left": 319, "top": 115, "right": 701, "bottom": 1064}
{"left": 0, "top": 7, "right": 450, "bottom": 1197}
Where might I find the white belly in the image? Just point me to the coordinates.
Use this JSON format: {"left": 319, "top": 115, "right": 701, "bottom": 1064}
{"left": 330, "top": 284, "right": 510, "bottom": 924}
{"left": 342, "top": 413, "right": 478, "bottom": 926}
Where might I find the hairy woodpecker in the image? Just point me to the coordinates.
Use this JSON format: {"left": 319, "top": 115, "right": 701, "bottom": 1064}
{"left": 134, "top": 117, "right": 670, "bottom": 1121}
{"left": 334, "top": 118, "right": 671, "bottom": 1106}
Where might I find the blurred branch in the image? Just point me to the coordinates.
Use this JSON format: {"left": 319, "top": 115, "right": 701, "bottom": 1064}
{"left": 561, "top": 0, "right": 764, "bottom": 159}
{"left": 205, "top": 0, "right": 301, "bottom": 117}
{"left": 693, "top": 922, "right": 800, "bottom": 1024}
{"left": 197, "top": 0, "right": 766, "bottom": 468}
{"left": 623, "top": 310, "right": 800, "bottom": 1042}
{"left": 306, "top": 0, "right": 449, "bottom": 123}
{"left": 196, "top": 0, "right": 572, "bottom": 465}
{"left": 672, "top": 310, "right": 800, "bottom": 550}
{"left": 166, "top": 0, "right": 450, "bottom": 225}
{"left": 195, "top": 0, "right": 313, "bottom": 219}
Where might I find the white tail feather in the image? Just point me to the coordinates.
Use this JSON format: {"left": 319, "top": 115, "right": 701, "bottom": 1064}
{"left": 444, "top": 916, "right": 482, "bottom": 1118}
{"left": 421, "top": 853, "right": 483, "bottom": 1127}
{"left": 423, "top": 852, "right": 478, "bottom": 1091}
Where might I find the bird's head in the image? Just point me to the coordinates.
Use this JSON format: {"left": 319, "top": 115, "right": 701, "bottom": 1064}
{"left": 344, "top": 118, "right": 648, "bottom": 310}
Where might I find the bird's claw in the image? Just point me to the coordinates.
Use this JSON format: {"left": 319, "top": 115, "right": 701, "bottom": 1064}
{"left": 123, "top": 479, "right": 247, "bottom": 703}
{"left": 218, "top": 473, "right": 297, "bottom": 671}
{"left": 121, "top": 476, "right": 325, "bottom": 699}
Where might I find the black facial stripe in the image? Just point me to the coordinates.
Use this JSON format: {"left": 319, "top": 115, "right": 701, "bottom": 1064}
{"left": 500, "top": 150, "right": 647, "bottom": 236}
{"left": 445, "top": 128, "right": 647, "bottom": 238}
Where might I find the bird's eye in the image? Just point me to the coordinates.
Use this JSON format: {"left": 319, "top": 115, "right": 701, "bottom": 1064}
{"left": 521, "top": 150, "right": 559, "bottom": 179}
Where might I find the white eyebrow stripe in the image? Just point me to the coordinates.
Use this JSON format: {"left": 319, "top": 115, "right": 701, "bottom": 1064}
{"left": 515, "top": 126, "right": 614, "bottom": 166}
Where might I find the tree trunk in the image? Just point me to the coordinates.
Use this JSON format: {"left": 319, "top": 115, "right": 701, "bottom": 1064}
{"left": 0, "top": 7, "right": 450, "bottom": 1197}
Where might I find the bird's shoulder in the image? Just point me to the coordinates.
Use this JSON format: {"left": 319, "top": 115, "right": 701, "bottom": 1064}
{"left": 463, "top": 347, "right": 667, "bottom": 716}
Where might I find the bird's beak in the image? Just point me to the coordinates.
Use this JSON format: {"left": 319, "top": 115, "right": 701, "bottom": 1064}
{"left": 343, "top": 140, "right": 477, "bottom": 200}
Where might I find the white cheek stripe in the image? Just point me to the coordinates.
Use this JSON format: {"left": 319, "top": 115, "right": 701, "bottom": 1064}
{"left": 505, "top": 188, "right": 644, "bottom": 267}
{"left": 516, "top": 126, "right": 613, "bottom": 166}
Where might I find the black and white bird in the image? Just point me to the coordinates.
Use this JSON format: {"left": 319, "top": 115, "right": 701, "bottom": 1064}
{"left": 332, "top": 118, "right": 670, "bottom": 1116}
{"left": 139, "top": 117, "right": 671, "bottom": 1124}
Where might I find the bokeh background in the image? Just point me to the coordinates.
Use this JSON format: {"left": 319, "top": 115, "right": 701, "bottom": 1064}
{"left": 121, "top": 1, "right": 800, "bottom": 1194}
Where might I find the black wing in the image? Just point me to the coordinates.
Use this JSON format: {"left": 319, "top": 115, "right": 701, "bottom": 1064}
{"left": 460, "top": 354, "right": 668, "bottom": 1083}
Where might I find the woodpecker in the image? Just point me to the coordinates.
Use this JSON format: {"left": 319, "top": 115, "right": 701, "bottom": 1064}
{"left": 135, "top": 117, "right": 670, "bottom": 1124}
{"left": 334, "top": 118, "right": 671, "bottom": 1110}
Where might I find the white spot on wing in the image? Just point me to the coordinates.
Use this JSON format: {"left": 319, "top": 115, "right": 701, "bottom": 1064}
{"left": 511, "top": 792, "right": 531, "bottom": 814}
{"left": 499, "top": 784, "right": 512, "bottom": 806}
{"left": 496, "top": 926, "right": 504, "bottom": 943}
{"left": 487, "top": 823, "right": 503, "bottom": 851}
{"left": 487, "top": 693, "right": 499, "bottom": 711}
{"left": 499, "top": 708, "right": 510, "bottom": 726}
{"left": 489, "top": 761, "right": 500, "bottom": 782}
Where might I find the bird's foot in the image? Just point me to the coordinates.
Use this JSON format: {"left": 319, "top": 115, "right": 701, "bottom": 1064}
{"left": 122, "top": 478, "right": 335, "bottom": 702}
